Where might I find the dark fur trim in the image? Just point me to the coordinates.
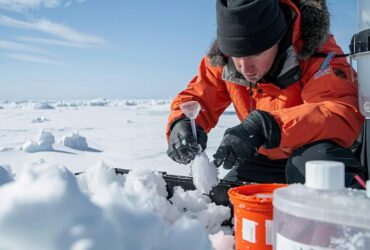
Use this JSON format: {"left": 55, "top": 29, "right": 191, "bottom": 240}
{"left": 294, "top": 0, "right": 330, "bottom": 60}
{"left": 207, "top": 40, "right": 228, "bottom": 66}
{"left": 207, "top": 0, "right": 330, "bottom": 65}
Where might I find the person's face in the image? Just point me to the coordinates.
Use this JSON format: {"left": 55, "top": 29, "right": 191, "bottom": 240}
{"left": 232, "top": 43, "right": 279, "bottom": 83}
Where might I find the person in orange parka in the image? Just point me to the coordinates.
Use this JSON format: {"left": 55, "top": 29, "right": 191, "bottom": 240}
{"left": 166, "top": 0, "right": 367, "bottom": 187}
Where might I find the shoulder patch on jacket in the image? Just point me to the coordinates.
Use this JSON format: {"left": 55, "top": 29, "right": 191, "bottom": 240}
{"left": 313, "top": 52, "right": 335, "bottom": 79}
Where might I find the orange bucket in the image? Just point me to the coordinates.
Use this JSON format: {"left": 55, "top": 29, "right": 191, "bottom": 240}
{"left": 228, "top": 184, "right": 287, "bottom": 250}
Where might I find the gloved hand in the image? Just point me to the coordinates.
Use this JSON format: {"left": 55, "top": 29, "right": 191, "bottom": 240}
{"left": 167, "top": 119, "right": 208, "bottom": 164}
{"left": 213, "top": 110, "right": 281, "bottom": 169}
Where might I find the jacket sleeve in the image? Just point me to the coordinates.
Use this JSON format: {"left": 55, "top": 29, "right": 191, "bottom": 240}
{"left": 270, "top": 41, "right": 364, "bottom": 154}
{"left": 166, "top": 57, "right": 232, "bottom": 141}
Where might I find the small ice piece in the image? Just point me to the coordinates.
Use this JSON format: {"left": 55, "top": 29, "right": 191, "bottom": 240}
{"left": 88, "top": 98, "right": 107, "bottom": 106}
{"left": 21, "top": 129, "right": 55, "bottom": 153}
{"left": 191, "top": 152, "right": 219, "bottom": 194}
{"left": 32, "top": 116, "right": 49, "bottom": 123}
{"left": 209, "top": 230, "right": 234, "bottom": 250}
{"left": 33, "top": 102, "right": 55, "bottom": 110}
{"left": 61, "top": 131, "right": 89, "bottom": 150}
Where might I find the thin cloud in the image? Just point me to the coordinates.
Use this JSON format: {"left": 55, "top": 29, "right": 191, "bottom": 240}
{"left": 6, "top": 53, "right": 65, "bottom": 65}
{"left": 0, "top": 0, "right": 61, "bottom": 12}
{"left": 0, "top": 39, "right": 55, "bottom": 55}
{"left": 0, "top": 15, "right": 104, "bottom": 46}
{"left": 361, "top": 11, "right": 370, "bottom": 28}
{"left": 16, "top": 36, "right": 92, "bottom": 48}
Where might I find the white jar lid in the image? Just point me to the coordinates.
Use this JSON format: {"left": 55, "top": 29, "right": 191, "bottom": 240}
{"left": 305, "top": 160, "right": 344, "bottom": 190}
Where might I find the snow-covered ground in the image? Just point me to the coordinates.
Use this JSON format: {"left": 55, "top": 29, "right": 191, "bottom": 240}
{"left": 0, "top": 99, "right": 239, "bottom": 250}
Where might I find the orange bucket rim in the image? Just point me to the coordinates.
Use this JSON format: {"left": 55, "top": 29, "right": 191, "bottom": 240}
{"left": 228, "top": 183, "right": 287, "bottom": 205}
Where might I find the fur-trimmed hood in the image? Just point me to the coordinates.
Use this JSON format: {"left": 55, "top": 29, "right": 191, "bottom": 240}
{"left": 208, "top": 0, "right": 330, "bottom": 66}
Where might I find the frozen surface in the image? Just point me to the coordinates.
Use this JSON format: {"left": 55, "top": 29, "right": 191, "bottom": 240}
{"left": 0, "top": 99, "right": 239, "bottom": 249}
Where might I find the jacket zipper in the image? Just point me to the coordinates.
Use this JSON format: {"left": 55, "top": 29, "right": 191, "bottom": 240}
{"left": 249, "top": 81, "right": 256, "bottom": 113}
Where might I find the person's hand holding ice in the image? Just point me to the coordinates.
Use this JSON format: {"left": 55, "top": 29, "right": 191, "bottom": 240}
{"left": 167, "top": 101, "right": 207, "bottom": 164}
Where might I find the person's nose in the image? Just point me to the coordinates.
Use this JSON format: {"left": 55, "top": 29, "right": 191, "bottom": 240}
{"left": 235, "top": 58, "right": 255, "bottom": 74}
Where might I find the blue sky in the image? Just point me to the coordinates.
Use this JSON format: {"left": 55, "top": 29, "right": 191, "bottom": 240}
{"left": 0, "top": 0, "right": 360, "bottom": 100}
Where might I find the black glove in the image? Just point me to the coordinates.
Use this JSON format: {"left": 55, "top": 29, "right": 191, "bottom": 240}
{"left": 167, "top": 119, "right": 208, "bottom": 164}
{"left": 213, "top": 110, "right": 281, "bottom": 169}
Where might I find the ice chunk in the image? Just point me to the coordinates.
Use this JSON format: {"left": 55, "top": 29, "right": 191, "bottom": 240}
{"left": 33, "top": 102, "right": 55, "bottom": 110}
{"left": 31, "top": 116, "right": 49, "bottom": 123}
{"left": 209, "top": 231, "right": 234, "bottom": 250}
{"left": 61, "top": 131, "right": 89, "bottom": 150}
{"left": 21, "top": 129, "right": 55, "bottom": 153}
{"left": 88, "top": 98, "right": 107, "bottom": 106}
{"left": 191, "top": 152, "right": 219, "bottom": 194}
{"left": 170, "top": 186, "right": 211, "bottom": 212}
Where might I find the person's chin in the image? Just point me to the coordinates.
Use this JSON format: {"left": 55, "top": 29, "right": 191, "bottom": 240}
{"left": 245, "top": 75, "right": 262, "bottom": 83}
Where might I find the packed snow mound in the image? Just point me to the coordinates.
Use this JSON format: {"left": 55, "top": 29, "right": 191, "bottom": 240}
{"left": 21, "top": 129, "right": 55, "bottom": 153}
{"left": 78, "top": 162, "right": 232, "bottom": 246}
{"left": 0, "top": 164, "right": 216, "bottom": 250}
{"left": 122, "top": 169, "right": 181, "bottom": 223}
{"left": 61, "top": 131, "right": 89, "bottom": 150}
{"left": 31, "top": 116, "right": 49, "bottom": 123}
{"left": 191, "top": 152, "right": 219, "bottom": 194}
{"left": 0, "top": 164, "right": 14, "bottom": 185}
{"left": 88, "top": 98, "right": 107, "bottom": 106}
{"left": 33, "top": 102, "right": 55, "bottom": 110}
{"left": 0, "top": 165, "right": 118, "bottom": 250}
{"left": 77, "top": 161, "right": 125, "bottom": 195}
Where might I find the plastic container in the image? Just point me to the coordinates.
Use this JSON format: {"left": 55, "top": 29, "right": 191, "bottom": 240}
{"left": 353, "top": 0, "right": 370, "bottom": 119}
{"left": 228, "top": 183, "right": 287, "bottom": 250}
{"left": 273, "top": 161, "right": 370, "bottom": 250}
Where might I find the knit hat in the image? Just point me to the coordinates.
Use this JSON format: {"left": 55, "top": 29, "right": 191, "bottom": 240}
{"left": 216, "top": 0, "right": 288, "bottom": 57}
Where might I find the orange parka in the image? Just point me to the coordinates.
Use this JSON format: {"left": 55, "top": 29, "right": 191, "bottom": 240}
{"left": 166, "top": 0, "right": 364, "bottom": 160}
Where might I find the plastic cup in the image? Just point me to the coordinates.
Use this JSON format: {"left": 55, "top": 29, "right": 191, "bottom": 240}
{"left": 180, "top": 101, "right": 201, "bottom": 141}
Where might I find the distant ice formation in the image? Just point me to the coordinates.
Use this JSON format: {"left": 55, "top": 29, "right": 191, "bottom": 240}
{"left": 61, "top": 131, "right": 89, "bottom": 150}
{"left": 22, "top": 129, "right": 55, "bottom": 153}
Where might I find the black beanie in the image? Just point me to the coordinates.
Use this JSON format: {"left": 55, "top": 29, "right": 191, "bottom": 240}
{"left": 216, "top": 0, "right": 288, "bottom": 57}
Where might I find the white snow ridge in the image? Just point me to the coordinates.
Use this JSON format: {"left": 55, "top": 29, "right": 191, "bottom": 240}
{"left": 61, "top": 131, "right": 89, "bottom": 150}
{"left": 22, "top": 129, "right": 55, "bottom": 153}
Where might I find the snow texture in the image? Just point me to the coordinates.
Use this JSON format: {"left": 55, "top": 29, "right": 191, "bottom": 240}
{"left": 0, "top": 164, "right": 14, "bottom": 185}
{"left": 21, "top": 129, "right": 55, "bottom": 153}
{"left": 61, "top": 131, "right": 89, "bottom": 150}
{"left": 191, "top": 152, "right": 219, "bottom": 194}
{"left": 0, "top": 164, "right": 218, "bottom": 250}
{"left": 0, "top": 99, "right": 238, "bottom": 249}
